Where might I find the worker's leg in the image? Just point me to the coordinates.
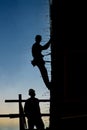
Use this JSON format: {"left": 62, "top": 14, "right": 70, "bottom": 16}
{"left": 35, "top": 118, "right": 45, "bottom": 130}
{"left": 27, "top": 118, "right": 34, "bottom": 130}
{"left": 37, "top": 64, "right": 50, "bottom": 90}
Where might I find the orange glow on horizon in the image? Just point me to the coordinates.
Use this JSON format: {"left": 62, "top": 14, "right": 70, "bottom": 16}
{"left": 0, "top": 118, "right": 19, "bottom": 126}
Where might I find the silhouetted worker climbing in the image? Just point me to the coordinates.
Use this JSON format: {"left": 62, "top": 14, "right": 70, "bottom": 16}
{"left": 31, "top": 35, "right": 51, "bottom": 90}
{"left": 24, "top": 89, "right": 44, "bottom": 130}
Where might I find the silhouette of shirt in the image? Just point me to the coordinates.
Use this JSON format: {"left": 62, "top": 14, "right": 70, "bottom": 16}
{"left": 31, "top": 35, "right": 51, "bottom": 66}
{"left": 24, "top": 97, "right": 41, "bottom": 118}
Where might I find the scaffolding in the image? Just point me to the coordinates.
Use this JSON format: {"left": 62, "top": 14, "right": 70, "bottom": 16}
{"left": 0, "top": 94, "right": 50, "bottom": 130}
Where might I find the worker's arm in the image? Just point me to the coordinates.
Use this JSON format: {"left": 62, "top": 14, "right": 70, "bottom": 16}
{"left": 42, "top": 39, "right": 51, "bottom": 50}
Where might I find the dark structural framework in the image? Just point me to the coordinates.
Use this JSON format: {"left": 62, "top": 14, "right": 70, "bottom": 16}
{"left": 49, "top": 0, "right": 87, "bottom": 129}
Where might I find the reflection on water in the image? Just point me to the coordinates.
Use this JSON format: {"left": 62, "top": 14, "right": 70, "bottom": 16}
{"left": 0, "top": 126, "right": 18, "bottom": 130}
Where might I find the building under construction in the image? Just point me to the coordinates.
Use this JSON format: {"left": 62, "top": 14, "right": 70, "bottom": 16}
{"left": 50, "top": 0, "right": 87, "bottom": 129}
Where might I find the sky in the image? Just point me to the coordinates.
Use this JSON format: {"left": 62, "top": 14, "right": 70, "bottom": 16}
{"left": 0, "top": 0, "right": 51, "bottom": 129}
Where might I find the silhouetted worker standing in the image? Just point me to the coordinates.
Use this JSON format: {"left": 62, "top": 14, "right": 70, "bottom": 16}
{"left": 31, "top": 35, "right": 51, "bottom": 90}
{"left": 24, "top": 89, "right": 44, "bottom": 130}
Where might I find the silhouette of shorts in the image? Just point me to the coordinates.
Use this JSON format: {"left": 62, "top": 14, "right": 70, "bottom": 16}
{"left": 31, "top": 58, "right": 45, "bottom": 67}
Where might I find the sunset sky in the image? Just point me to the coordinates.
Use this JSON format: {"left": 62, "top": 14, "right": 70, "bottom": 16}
{"left": 0, "top": 0, "right": 51, "bottom": 129}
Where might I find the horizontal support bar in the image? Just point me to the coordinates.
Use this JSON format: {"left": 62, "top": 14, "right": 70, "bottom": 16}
{"left": 0, "top": 113, "right": 50, "bottom": 118}
{"left": 5, "top": 99, "right": 50, "bottom": 103}
{"left": 1, "top": 114, "right": 87, "bottom": 120}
